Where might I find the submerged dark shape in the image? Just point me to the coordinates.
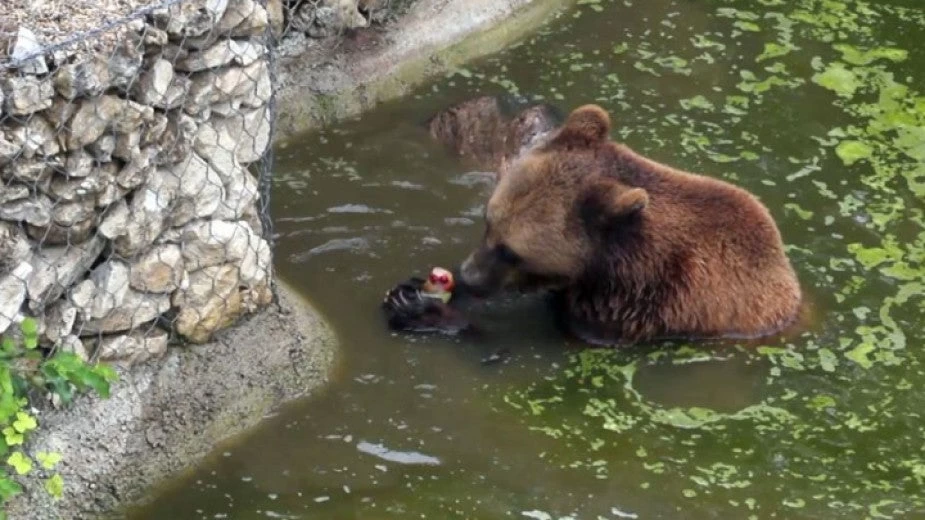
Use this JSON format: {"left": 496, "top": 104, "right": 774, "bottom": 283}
{"left": 426, "top": 95, "right": 562, "bottom": 171}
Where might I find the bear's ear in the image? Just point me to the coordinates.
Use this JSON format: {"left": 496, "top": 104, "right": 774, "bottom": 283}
{"left": 609, "top": 187, "right": 649, "bottom": 217}
{"left": 549, "top": 105, "right": 611, "bottom": 148}
{"left": 585, "top": 180, "right": 648, "bottom": 222}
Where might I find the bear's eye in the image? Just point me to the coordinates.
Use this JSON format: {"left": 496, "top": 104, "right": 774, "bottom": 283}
{"left": 495, "top": 243, "right": 521, "bottom": 265}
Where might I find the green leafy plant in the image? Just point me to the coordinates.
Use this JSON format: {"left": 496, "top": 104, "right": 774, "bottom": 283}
{"left": 0, "top": 318, "right": 117, "bottom": 513}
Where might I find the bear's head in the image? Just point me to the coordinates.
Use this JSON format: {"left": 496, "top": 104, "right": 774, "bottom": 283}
{"left": 459, "top": 105, "right": 649, "bottom": 296}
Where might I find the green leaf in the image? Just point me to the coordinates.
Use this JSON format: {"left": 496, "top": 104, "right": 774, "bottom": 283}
{"left": 757, "top": 42, "right": 795, "bottom": 62}
{"left": 2, "top": 428, "right": 23, "bottom": 447}
{"left": 44, "top": 473, "right": 64, "bottom": 499}
{"left": 812, "top": 62, "right": 861, "bottom": 98}
{"left": 834, "top": 44, "right": 908, "bottom": 65}
{"left": 784, "top": 203, "right": 814, "bottom": 220}
{"left": 835, "top": 140, "right": 873, "bottom": 165}
{"left": 7, "top": 451, "right": 32, "bottom": 475}
{"left": 679, "top": 95, "right": 715, "bottom": 111}
{"left": 1, "top": 338, "right": 15, "bottom": 355}
{"left": 94, "top": 364, "right": 119, "bottom": 384}
{"left": 19, "top": 318, "right": 38, "bottom": 338}
{"left": 0, "top": 475, "right": 23, "bottom": 501}
{"left": 12, "top": 412, "right": 36, "bottom": 434}
{"left": 733, "top": 20, "right": 760, "bottom": 32}
{"left": 818, "top": 348, "right": 838, "bottom": 372}
{"left": 80, "top": 372, "right": 111, "bottom": 398}
{"left": 846, "top": 342, "right": 876, "bottom": 369}
{"left": 37, "top": 451, "right": 62, "bottom": 470}
{"left": 809, "top": 395, "right": 836, "bottom": 410}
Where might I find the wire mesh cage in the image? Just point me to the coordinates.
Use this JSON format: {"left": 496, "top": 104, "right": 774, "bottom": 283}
{"left": 0, "top": 0, "right": 280, "bottom": 365}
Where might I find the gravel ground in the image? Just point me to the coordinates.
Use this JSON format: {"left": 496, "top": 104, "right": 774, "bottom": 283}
{"left": 1, "top": 0, "right": 162, "bottom": 49}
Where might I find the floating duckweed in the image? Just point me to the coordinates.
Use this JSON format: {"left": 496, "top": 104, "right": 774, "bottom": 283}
{"left": 482, "top": 0, "right": 925, "bottom": 516}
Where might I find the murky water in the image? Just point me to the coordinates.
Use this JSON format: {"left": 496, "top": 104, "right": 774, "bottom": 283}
{"left": 128, "top": 0, "right": 925, "bottom": 518}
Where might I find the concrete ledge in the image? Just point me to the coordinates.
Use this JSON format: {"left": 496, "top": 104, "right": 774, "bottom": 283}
{"left": 275, "top": 0, "right": 575, "bottom": 138}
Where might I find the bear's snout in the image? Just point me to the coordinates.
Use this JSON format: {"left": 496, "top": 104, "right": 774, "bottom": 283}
{"left": 459, "top": 249, "right": 504, "bottom": 297}
{"left": 459, "top": 254, "right": 487, "bottom": 291}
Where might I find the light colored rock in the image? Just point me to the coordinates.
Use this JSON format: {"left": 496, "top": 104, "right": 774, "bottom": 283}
{"left": 185, "top": 60, "right": 271, "bottom": 115}
{"left": 77, "top": 290, "right": 170, "bottom": 335}
{"left": 47, "top": 43, "right": 78, "bottom": 70}
{"left": 141, "top": 113, "right": 170, "bottom": 149}
{"left": 65, "top": 150, "right": 95, "bottom": 178}
{"left": 193, "top": 109, "right": 262, "bottom": 221}
{"left": 43, "top": 301, "right": 78, "bottom": 346}
{"left": 243, "top": 205, "right": 264, "bottom": 237}
{"left": 116, "top": 147, "right": 156, "bottom": 191}
{"left": 108, "top": 42, "right": 144, "bottom": 92}
{"left": 242, "top": 281, "right": 273, "bottom": 312}
{"left": 71, "top": 260, "right": 131, "bottom": 320}
{"left": 151, "top": 0, "right": 231, "bottom": 41}
{"left": 130, "top": 244, "right": 185, "bottom": 293}
{"left": 0, "top": 195, "right": 52, "bottom": 227}
{"left": 2, "top": 76, "right": 54, "bottom": 115}
{"left": 0, "top": 184, "right": 29, "bottom": 205}
{"left": 98, "top": 200, "right": 130, "bottom": 240}
{"left": 196, "top": 105, "right": 270, "bottom": 165}
{"left": 52, "top": 199, "right": 95, "bottom": 227}
{"left": 10, "top": 115, "right": 59, "bottom": 158}
{"left": 173, "top": 263, "right": 242, "bottom": 343}
{"left": 141, "top": 24, "right": 169, "bottom": 47}
{"left": 60, "top": 335, "right": 89, "bottom": 362}
{"left": 95, "top": 328, "right": 169, "bottom": 364}
{"left": 96, "top": 176, "right": 129, "bottom": 208}
{"left": 0, "top": 223, "right": 32, "bottom": 276}
{"left": 25, "top": 236, "right": 105, "bottom": 311}
{"left": 3, "top": 158, "right": 51, "bottom": 183}
{"left": 89, "top": 135, "right": 116, "bottom": 163}
{"left": 179, "top": 219, "right": 258, "bottom": 271}
{"left": 267, "top": 0, "right": 284, "bottom": 37}
{"left": 95, "top": 162, "right": 124, "bottom": 208}
{"left": 162, "top": 153, "right": 225, "bottom": 227}
{"left": 49, "top": 174, "right": 103, "bottom": 203}
{"left": 215, "top": 163, "right": 259, "bottom": 220}
{"left": 131, "top": 59, "right": 189, "bottom": 110}
{"left": 44, "top": 98, "right": 78, "bottom": 131}
{"left": 176, "top": 40, "right": 266, "bottom": 72}
{"left": 114, "top": 131, "right": 141, "bottom": 162}
{"left": 216, "top": 0, "right": 270, "bottom": 36}
{"left": 100, "top": 178, "right": 172, "bottom": 257}
{"left": 155, "top": 112, "right": 197, "bottom": 165}
{"left": 239, "top": 231, "right": 271, "bottom": 286}
{"left": 0, "top": 135, "right": 21, "bottom": 166}
{"left": 7, "top": 26, "right": 48, "bottom": 75}
{"left": 67, "top": 95, "right": 153, "bottom": 150}
{"left": 0, "top": 262, "right": 33, "bottom": 335}
{"left": 53, "top": 57, "right": 111, "bottom": 99}
{"left": 26, "top": 217, "right": 96, "bottom": 246}
{"left": 67, "top": 280, "right": 95, "bottom": 317}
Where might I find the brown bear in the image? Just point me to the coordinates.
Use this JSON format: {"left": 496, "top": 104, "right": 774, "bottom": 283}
{"left": 458, "top": 104, "right": 802, "bottom": 345}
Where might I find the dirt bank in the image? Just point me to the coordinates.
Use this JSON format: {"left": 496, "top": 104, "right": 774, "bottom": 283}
{"left": 7, "top": 280, "right": 339, "bottom": 519}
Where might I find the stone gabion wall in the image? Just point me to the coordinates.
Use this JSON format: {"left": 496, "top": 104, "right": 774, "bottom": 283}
{"left": 0, "top": 0, "right": 280, "bottom": 365}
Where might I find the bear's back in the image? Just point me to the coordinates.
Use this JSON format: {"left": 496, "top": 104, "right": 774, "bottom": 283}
{"left": 571, "top": 141, "right": 802, "bottom": 343}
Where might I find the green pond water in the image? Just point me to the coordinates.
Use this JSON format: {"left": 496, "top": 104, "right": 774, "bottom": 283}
{"left": 128, "top": 0, "right": 925, "bottom": 518}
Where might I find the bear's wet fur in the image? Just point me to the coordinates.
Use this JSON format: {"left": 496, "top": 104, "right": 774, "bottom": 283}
{"left": 459, "top": 104, "right": 802, "bottom": 345}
